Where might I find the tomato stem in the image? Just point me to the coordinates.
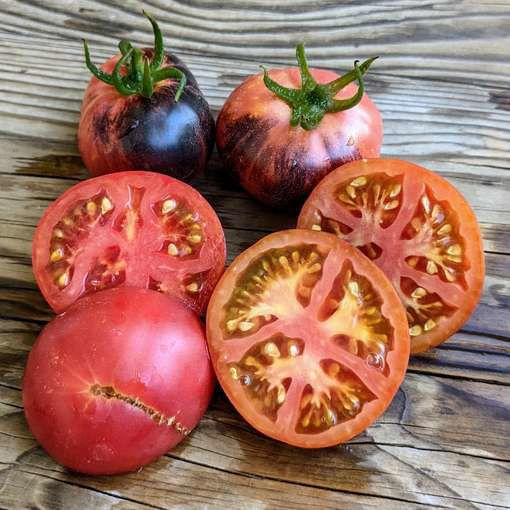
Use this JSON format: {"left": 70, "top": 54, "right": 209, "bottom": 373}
{"left": 262, "top": 43, "right": 378, "bottom": 130}
{"left": 82, "top": 11, "right": 186, "bottom": 100}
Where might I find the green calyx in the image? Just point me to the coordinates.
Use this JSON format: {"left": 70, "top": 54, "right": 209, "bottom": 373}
{"left": 261, "top": 43, "right": 378, "bottom": 130}
{"left": 83, "top": 11, "right": 186, "bottom": 100}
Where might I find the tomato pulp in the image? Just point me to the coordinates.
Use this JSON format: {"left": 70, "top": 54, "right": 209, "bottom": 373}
{"left": 207, "top": 230, "right": 409, "bottom": 447}
{"left": 23, "top": 288, "right": 215, "bottom": 475}
{"left": 298, "top": 159, "right": 485, "bottom": 353}
{"left": 32, "top": 171, "right": 226, "bottom": 314}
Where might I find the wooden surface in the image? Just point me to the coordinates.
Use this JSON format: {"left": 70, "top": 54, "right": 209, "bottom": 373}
{"left": 0, "top": 0, "right": 509, "bottom": 508}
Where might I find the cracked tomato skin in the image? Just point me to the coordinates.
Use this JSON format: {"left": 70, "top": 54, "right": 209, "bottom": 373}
{"left": 32, "top": 171, "right": 226, "bottom": 315}
{"left": 78, "top": 50, "right": 215, "bottom": 180}
{"left": 216, "top": 68, "right": 382, "bottom": 207}
{"left": 297, "top": 159, "right": 485, "bottom": 353}
{"left": 23, "top": 287, "right": 215, "bottom": 475}
{"left": 206, "top": 230, "right": 409, "bottom": 448}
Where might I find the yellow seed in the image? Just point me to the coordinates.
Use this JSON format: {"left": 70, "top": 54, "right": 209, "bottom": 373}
{"left": 276, "top": 385, "right": 286, "bottom": 404}
{"left": 407, "top": 256, "right": 418, "bottom": 267}
{"left": 263, "top": 342, "right": 280, "bottom": 357}
{"left": 431, "top": 204, "right": 442, "bottom": 219}
{"left": 262, "top": 260, "right": 271, "bottom": 272}
{"left": 372, "top": 184, "right": 381, "bottom": 202}
{"left": 437, "top": 224, "right": 452, "bottom": 236}
{"left": 348, "top": 281, "right": 360, "bottom": 296}
{"left": 182, "top": 245, "right": 192, "bottom": 255}
{"left": 190, "top": 223, "right": 201, "bottom": 232}
{"left": 447, "top": 244, "right": 461, "bottom": 256}
{"left": 239, "top": 321, "right": 254, "bottom": 332}
{"left": 63, "top": 217, "right": 73, "bottom": 226}
{"left": 308, "top": 262, "right": 322, "bottom": 273}
{"left": 411, "top": 217, "right": 421, "bottom": 231}
{"left": 444, "top": 268, "right": 456, "bottom": 282}
{"left": 339, "top": 193, "right": 354, "bottom": 205}
{"left": 365, "top": 306, "right": 377, "bottom": 315}
{"left": 288, "top": 341, "right": 300, "bottom": 357}
{"left": 229, "top": 366, "right": 239, "bottom": 380}
{"left": 264, "top": 314, "right": 272, "bottom": 321}
{"left": 167, "top": 243, "right": 178, "bottom": 256}
{"left": 384, "top": 200, "right": 399, "bottom": 210}
{"left": 187, "top": 234, "right": 202, "bottom": 244}
{"left": 346, "top": 185, "right": 356, "bottom": 199}
{"left": 186, "top": 282, "right": 199, "bottom": 293}
{"left": 411, "top": 287, "right": 427, "bottom": 299}
{"left": 226, "top": 320, "right": 238, "bottom": 332}
{"left": 101, "top": 196, "right": 113, "bottom": 214}
{"left": 421, "top": 195, "right": 431, "bottom": 214}
{"left": 324, "top": 408, "right": 336, "bottom": 426}
{"left": 278, "top": 255, "right": 290, "bottom": 267}
{"left": 300, "top": 393, "right": 313, "bottom": 409}
{"left": 245, "top": 356, "right": 258, "bottom": 367}
{"left": 328, "top": 362, "right": 340, "bottom": 377}
{"left": 446, "top": 255, "right": 462, "bottom": 263}
{"left": 53, "top": 228, "right": 65, "bottom": 238}
{"left": 50, "top": 248, "right": 64, "bottom": 262}
{"left": 424, "top": 319, "right": 436, "bottom": 331}
{"left": 409, "top": 325, "right": 423, "bottom": 336}
{"left": 301, "top": 414, "right": 311, "bottom": 428}
{"left": 426, "top": 260, "right": 438, "bottom": 274}
{"left": 180, "top": 213, "right": 193, "bottom": 224}
{"left": 86, "top": 201, "right": 97, "bottom": 216}
{"left": 389, "top": 183, "right": 402, "bottom": 197}
{"left": 350, "top": 176, "right": 367, "bottom": 187}
{"left": 311, "top": 224, "right": 322, "bottom": 231}
{"left": 161, "top": 198, "right": 176, "bottom": 213}
{"left": 308, "top": 252, "right": 319, "bottom": 262}
{"left": 57, "top": 271, "right": 69, "bottom": 288}
{"left": 291, "top": 251, "right": 300, "bottom": 262}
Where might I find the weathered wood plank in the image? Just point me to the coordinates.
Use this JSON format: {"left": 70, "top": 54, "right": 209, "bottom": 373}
{"left": 1, "top": 0, "right": 510, "bottom": 88}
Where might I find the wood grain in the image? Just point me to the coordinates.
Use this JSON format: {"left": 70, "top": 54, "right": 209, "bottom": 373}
{"left": 0, "top": 1, "right": 509, "bottom": 509}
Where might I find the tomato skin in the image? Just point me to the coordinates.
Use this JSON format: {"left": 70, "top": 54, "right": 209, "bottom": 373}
{"left": 216, "top": 68, "right": 382, "bottom": 207}
{"left": 79, "top": 50, "right": 215, "bottom": 180}
{"left": 23, "top": 288, "right": 215, "bottom": 475}
{"left": 32, "top": 171, "right": 226, "bottom": 315}
{"left": 297, "top": 159, "right": 485, "bottom": 353}
{"left": 207, "top": 230, "right": 409, "bottom": 448}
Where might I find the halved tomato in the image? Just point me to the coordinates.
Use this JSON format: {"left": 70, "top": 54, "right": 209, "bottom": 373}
{"left": 32, "top": 171, "right": 226, "bottom": 314}
{"left": 297, "top": 159, "right": 485, "bottom": 353}
{"left": 206, "top": 230, "right": 409, "bottom": 448}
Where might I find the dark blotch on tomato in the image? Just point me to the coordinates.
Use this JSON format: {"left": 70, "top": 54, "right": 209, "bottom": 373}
{"left": 79, "top": 50, "right": 214, "bottom": 180}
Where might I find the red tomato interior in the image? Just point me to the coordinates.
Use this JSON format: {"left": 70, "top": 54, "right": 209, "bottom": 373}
{"left": 297, "top": 159, "right": 485, "bottom": 353}
{"left": 32, "top": 171, "right": 226, "bottom": 314}
{"left": 206, "top": 230, "right": 409, "bottom": 448}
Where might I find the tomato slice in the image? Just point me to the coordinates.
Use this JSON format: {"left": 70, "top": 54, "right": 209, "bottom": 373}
{"left": 206, "top": 230, "right": 409, "bottom": 448}
{"left": 32, "top": 171, "right": 226, "bottom": 314}
{"left": 297, "top": 159, "right": 485, "bottom": 353}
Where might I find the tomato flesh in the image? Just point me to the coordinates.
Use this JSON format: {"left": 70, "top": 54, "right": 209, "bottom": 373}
{"left": 298, "top": 159, "right": 485, "bottom": 353}
{"left": 23, "top": 288, "right": 215, "bottom": 475}
{"left": 33, "top": 171, "right": 226, "bottom": 314}
{"left": 206, "top": 230, "right": 409, "bottom": 448}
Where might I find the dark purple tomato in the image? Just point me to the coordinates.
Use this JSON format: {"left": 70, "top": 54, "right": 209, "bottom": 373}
{"left": 78, "top": 12, "right": 214, "bottom": 180}
{"left": 216, "top": 44, "right": 382, "bottom": 208}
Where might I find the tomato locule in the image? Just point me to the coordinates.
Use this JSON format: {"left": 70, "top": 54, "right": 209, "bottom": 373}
{"left": 207, "top": 230, "right": 409, "bottom": 448}
{"left": 32, "top": 171, "right": 226, "bottom": 314}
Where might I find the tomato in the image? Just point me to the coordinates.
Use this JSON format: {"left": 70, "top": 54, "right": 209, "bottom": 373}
{"left": 23, "top": 288, "right": 215, "bottom": 475}
{"left": 79, "top": 12, "right": 214, "bottom": 180}
{"left": 206, "top": 230, "right": 409, "bottom": 448}
{"left": 297, "top": 159, "right": 485, "bottom": 353}
{"left": 32, "top": 171, "right": 226, "bottom": 314}
{"left": 216, "top": 44, "right": 382, "bottom": 207}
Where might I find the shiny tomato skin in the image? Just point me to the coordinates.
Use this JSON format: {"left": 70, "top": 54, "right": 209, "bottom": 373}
{"left": 207, "top": 230, "right": 409, "bottom": 448}
{"left": 216, "top": 68, "right": 382, "bottom": 207}
{"left": 297, "top": 159, "right": 485, "bottom": 353}
{"left": 79, "top": 50, "right": 215, "bottom": 180}
{"left": 23, "top": 288, "right": 215, "bottom": 475}
{"left": 32, "top": 171, "right": 226, "bottom": 315}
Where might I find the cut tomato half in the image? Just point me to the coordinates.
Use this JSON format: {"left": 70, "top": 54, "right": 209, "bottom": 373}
{"left": 206, "top": 230, "right": 409, "bottom": 448}
{"left": 32, "top": 171, "right": 226, "bottom": 314}
{"left": 298, "top": 159, "right": 485, "bottom": 353}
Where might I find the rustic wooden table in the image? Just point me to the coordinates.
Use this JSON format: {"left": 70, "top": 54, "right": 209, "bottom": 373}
{"left": 0, "top": 1, "right": 509, "bottom": 508}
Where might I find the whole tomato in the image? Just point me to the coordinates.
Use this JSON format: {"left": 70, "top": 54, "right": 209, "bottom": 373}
{"left": 79, "top": 12, "right": 214, "bottom": 180}
{"left": 23, "top": 287, "right": 215, "bottom": 475}
{"left": 216, "top": 44, "right": 382, "bottom": 207}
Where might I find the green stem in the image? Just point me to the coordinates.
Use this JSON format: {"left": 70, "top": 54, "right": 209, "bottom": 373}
{"left": 296, "top": 43, "right": 316, "bottom": 93}
{"left": 83, "top": 40, "right": 114, "bottom": 85}
{"left": 327, "top": 60, "right": 364, "bottom": 112}
{"left": 153, "top": 67, "right": 187, "bottom": 101}
{"left": 261, "top": 65, "right": 298, "bottom": 106}
{"left": 141, "top": 58, "right": 154, "bottom": 97}
{"left": 112, "top": 49, "right": 136, "bottom": 96}
{"left": 143, "top": 10, "right": 164, "bottom": 71}
{"left": 326, "top": 56, "right": 378, "bottom": 95}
